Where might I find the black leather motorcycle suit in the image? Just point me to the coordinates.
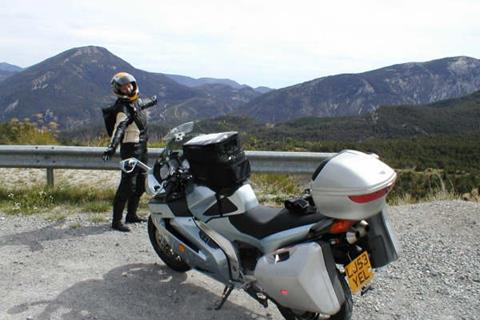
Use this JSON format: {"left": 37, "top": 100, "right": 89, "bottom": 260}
{"left": 108, "top": 96, "right": 156, "bottom": 223}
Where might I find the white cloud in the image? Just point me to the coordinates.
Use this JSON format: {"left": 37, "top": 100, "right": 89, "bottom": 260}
{"left": 0, "top": 0, "right": 479, "bottom": 87}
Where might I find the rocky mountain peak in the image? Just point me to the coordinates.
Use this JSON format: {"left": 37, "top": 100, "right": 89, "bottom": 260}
{"left": 446, "top": 56, "right": 480, "bottom": 75}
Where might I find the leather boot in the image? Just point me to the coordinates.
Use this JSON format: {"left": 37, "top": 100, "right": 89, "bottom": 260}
{"left": 112, "top": 221, "right": 131, "bottom": 232}
{"left": 112, "top": 193, "right": 130, "bottom": 231}
{"left": 125, "top": 196, "right": 146, "bottom": 223}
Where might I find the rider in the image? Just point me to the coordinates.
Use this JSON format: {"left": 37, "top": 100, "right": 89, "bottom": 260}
{"left": 102, "top": 72, "right": 158, "bottom": 232}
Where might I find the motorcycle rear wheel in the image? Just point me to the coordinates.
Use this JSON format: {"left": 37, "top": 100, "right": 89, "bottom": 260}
{"left": 276, "top": 273, "right": 352, "bottom": 320}
{"left": 148, "top": 216, "right": 191, "bottom": 272}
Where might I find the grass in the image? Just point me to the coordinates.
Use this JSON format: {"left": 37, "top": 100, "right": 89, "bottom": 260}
{"left": 250, "top": 173, "right": 303, "bottom": 205}
{"left": 0, "top": 184, "right": 115, "bottom": 215}
{"left": 88, "top": 213, "right": 109, "bottom": 223}
{"left": 0, "top": 172, "right": 472, "bottom": 218}
{"left": 82, "top": 201, "right": 111, "bottom": 213}
{"left": 388, "top": 190, "right": 460, "bottom": 206}
{"left": 45, "top": 212, "right": 67, "bottom": 222}
{"left": 69, "top": 222, "right": 82, "bottom": 229}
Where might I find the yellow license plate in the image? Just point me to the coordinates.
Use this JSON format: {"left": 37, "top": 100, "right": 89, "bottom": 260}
{"left": 345, "top": 251, "right": 374, "bottom": 294}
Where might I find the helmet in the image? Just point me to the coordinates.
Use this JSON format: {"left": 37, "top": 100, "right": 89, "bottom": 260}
{"left": 111, "top": 72, "right": 139, "bottom": 101}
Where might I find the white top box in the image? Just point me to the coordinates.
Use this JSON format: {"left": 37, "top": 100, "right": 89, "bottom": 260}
{"left": 310, "top": 150, "right": 396, "bottom": 220}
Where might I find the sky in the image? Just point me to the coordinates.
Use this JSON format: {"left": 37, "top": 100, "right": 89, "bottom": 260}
{"left": 0, "top": 0, "right": 479, "bottom": 88}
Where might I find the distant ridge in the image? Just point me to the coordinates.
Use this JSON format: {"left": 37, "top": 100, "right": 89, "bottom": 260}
{"left": 236, "top": 56, "right": 480, "bottom": 123}
{"left": 165, "top": 73, "right": 272, "bottom": 93}
{"left": 0, "top": 62, "right": 23, "bottom": 82}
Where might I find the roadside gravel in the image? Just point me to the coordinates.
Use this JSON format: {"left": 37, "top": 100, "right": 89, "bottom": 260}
{"left": 0, "top": 200, "right": 479, "bottom": 320}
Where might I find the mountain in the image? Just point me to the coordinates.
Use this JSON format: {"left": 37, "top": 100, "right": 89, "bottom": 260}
{"left": 166, "top": 74, "right": 246, "bottom": 89}
{"left": 254, "top": 86, "right": 273, "bottom": 94}
{"left": 197, "top": 90, "right": 480, "bottom": 143}
{"left": 3, "top": 49, "right": 479, "bottom": 128}
{"left": 162, "top": 83, "right": 261, "bottom": 123}
{"left": 236, "top": 56, "right": 480, "bottom": 123}
{"left": 0, "top": 63, "right": 23, "bottom": 82}
{"left": 0, "top": 47, "right": 261, "bottom": 127}
{"left": 0, "top": 62, "right": 23, "bottom": 72}
{"left": 166, "top": 74, "right": 272, "bottom": 94}
{"left": 0, "top": 46, "right": 199, "bottom": 127}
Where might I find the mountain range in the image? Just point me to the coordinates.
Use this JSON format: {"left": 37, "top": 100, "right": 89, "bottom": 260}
{"left": 60, "top": 89, "right": 480, "bottom": 148}
{"left": 0, "top": 46, "right": 263, "bottom": 128}
{"left": 236, "top": 56, "right": 480, "bottom": 123}
{"left": 197, "top": 89, "right": 480, "bottom": 143}
{"left": 0, "top": 46, "right": 480, "bottom": 128}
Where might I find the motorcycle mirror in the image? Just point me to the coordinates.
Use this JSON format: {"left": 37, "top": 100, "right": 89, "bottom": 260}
{"left": 120, "top": 158, "right": 138, "bottom": 173}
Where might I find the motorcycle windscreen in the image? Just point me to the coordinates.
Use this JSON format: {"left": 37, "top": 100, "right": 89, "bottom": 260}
{"left": 366, "top": 208, "right": 401, "bottom": 268}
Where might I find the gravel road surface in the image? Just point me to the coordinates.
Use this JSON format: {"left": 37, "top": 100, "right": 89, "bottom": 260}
{"left": 0, "top": 200, "right": 479, "bottom": 320}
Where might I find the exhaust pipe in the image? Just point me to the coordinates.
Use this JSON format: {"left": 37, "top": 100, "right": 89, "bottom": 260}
{"left": 346, "top": 220, "right": 369, "bottom": 244}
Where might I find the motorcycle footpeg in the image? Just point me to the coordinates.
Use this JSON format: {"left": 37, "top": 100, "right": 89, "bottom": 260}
{"left": 245, "top": 286, "right": 269, "bottom": 308}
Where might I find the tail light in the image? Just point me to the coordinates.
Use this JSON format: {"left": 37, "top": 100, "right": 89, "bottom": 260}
{"left": 329, "top": 219, "right": 356, "bottom": 234}
{"left": 279, "top": 289, "right": 289, "bottom": 296}
{"left": 348, "top": 183, "right": 394, "bottom": 204}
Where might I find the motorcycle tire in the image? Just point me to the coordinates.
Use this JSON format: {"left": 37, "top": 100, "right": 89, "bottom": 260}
{"left": 276, "top": 272, "right": 353, "bottom": 320}
{"left": 148, "top": 216, "right": 191, "bottom": 272}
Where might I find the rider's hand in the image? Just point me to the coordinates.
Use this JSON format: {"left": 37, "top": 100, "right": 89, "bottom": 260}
{"left": 151, "top": 95, "right": 158, "bottom": 105}
{"left": 102, "top": 146, "right": 115, "bottom": 161}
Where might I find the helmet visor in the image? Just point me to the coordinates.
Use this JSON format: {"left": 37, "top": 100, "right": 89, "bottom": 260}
{"left": 111, "top": 72, "right": 138, "bottom": 99}
{"left": 112, "top": 72, "right": 136, "bottom": 86}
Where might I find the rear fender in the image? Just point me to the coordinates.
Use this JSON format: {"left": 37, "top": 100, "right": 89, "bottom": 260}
{"left": 366, "top": 208, "right": 401, "bottom": 268}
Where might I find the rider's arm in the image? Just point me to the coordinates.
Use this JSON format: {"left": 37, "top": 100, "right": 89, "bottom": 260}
{"left": 109, "top": 111, "right": 133, "bottom": 150}
{"left": 138, "top": 95, "right": 158, "bottom": 110}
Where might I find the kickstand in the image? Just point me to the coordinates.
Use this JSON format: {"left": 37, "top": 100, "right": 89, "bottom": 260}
{"left": 214, "top": 284, "right": 234, "bottom": 310}
{"left": 361, "top": 285, "right": 374, "bottom": 296}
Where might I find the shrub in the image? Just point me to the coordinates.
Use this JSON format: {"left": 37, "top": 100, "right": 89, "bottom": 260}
{"left": 0, "top": 119, "right": 58, "bottom": 144}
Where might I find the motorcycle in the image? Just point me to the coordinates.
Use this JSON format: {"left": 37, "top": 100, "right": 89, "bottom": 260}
{"left": 120, "top": 122, "right": 400, "bottom": 320}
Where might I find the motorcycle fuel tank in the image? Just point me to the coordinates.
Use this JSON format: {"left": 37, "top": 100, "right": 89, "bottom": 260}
{"left": 310, "top": 150, "right": 396, "bottom": 220}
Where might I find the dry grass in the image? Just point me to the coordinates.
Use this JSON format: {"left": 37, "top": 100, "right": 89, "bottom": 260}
{"left": 0, "top": 168, "right": 471, "bottom": 217}
{"left": 250, "top": 173, "right": 305, "bottom": 205}
{"left": 88, "top": 213, "right": 109, "bottom": 224}
{"left": 69, "top": 222, "right": 82, "bottom": 229}
{"left": 45, "top": 212, "right": 67, "bottom": 222}
{"left": 0, "top": 183, "right": 116, "bottom": 215}
{"left": 388, "top": 190, "right": 460, "bottom": 206}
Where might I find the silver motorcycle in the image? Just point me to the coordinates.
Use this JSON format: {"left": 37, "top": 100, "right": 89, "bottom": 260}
{"left": 120, "top": 122, "right": 400, "bottom": 320}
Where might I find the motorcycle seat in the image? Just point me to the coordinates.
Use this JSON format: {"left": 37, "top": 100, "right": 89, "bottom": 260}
{"left": 228, "top": 205, "right": 326, "bottom": 239}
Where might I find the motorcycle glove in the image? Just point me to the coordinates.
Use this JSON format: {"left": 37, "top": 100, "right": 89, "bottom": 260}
{"left": 102, "top": 145, "right": 116, "bottom": 161}
{"left": 139, "top": 95, "right": 158, "bottom": 110}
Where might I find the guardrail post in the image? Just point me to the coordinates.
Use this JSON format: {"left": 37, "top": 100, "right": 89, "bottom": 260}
{"left": 46, "top": 168, "right": 54, "bottom": 187}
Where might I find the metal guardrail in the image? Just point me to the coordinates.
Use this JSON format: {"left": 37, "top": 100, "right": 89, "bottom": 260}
{"left": 0, "top": 145, "right": 336, "bottom": 186}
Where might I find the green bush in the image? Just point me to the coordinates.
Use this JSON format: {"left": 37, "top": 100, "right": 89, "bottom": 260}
{"left": 0, "top": 119, "right": 58, "bottom": 144}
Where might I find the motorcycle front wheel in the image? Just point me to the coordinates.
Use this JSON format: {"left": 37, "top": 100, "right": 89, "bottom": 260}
{"left": 148, "top": 216, "right": 191, "bottom": 272}
{"left": 276, "top": 272, "right": 353, "bottom": 320}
